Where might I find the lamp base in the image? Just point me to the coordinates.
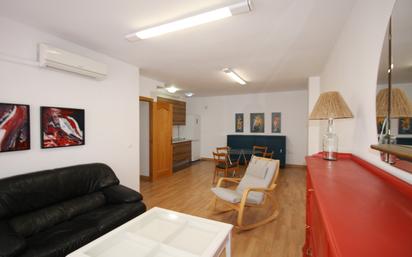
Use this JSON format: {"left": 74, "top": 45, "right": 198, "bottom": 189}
{"left": 378, "top": 133, "right": 397, "bottom": 164}
{"left": 322, "top": 118, "right": 338, "bottom": 161}
{"left": 323, "top": 151, "right": 337, "bottom": 161}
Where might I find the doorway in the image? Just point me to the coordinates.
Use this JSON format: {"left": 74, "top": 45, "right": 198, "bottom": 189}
{"left": 139, "top": 96, "right": 173, "bottom": 182}
{"left": 139, "top": 97, "right": 153, "bottom": 181}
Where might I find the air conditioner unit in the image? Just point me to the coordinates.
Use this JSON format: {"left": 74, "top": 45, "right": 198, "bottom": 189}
{"left": 38, "top": 43, "right": 107, "bottom": 80}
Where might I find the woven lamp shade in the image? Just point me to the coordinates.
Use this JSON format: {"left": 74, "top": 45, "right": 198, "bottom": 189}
{"left": 309, "top": 91, "right": 353, "bottom": 120}
{"left": 376, "top": 88, "right": 412, "bottom": 118}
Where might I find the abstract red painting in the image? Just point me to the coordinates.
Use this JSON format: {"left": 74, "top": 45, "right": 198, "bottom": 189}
{"left": 0, "top": 103, "right": 31, "bottom": 152}
{"left": 41, "top": 106, "right": 85, "bottom": 148}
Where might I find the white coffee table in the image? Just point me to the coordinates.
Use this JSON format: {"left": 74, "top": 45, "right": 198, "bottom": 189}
{"left": 67, "top": 207, "right": 233, "bottom": 257}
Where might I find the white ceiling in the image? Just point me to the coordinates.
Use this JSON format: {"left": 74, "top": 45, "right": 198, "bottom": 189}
{"left": 0, "top": 0, "right": 357, "bottom": 96}
{"left": 378, "top": 0, "right": 412, "bottom": 85}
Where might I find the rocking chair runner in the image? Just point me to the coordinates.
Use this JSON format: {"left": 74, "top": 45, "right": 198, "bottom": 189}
{"left": 211, "top": 156, "right": 280, "bottom": 231}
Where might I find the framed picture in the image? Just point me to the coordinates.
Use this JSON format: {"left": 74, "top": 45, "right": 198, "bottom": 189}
{"left": 41, "top": 106, "right": 85, "bottom": 148}
{"left": 235, "top": 113, "right": 244, "bottom": 132}
{"left": 250, "top": 113, "right": 264, "bottom": 133}
{"left": 399, "top": 118, "right": 412, "bottom": 134}
{"left": 272, "top": 112, "right": 281, "bottom": 133}
{"left": 0, "top": 103, "right": 30, "bottom": 152}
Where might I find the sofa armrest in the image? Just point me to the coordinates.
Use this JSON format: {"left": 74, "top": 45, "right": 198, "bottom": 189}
{"left": 102, "top": 185, "right": 143, "bottom": 204}
{"left": 0, "top": 221, "right": 26, "bottom": 257}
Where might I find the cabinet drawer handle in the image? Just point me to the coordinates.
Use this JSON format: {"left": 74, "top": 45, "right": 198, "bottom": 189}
{"left": 305, "top": 225, "right": 311, "bottom": 229}
{"left": 308, "top": 189, "right": 314, "bottom": 192}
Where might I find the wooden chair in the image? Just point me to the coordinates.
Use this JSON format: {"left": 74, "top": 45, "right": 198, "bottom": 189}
{"left": 252, "top": 146, "right": 268, "bottom": 157}
{"left": 211, "top": 156, "right": 280, "bottom": 231}
{"left": 212, "top": 152, "right": 239, "bottom": 184}
{"left": 217, "top": 146, "right": 242, "bottom": 166}
{"left": 263, "top": 151, "right": 273, "bottom": 159}
{"left": 216, "top": 146, "right": 231, "bottom": 154}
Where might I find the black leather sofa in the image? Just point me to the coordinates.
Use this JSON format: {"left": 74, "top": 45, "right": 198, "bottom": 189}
{"left": 0, "top": 163, "right": 146, "bottom": 257}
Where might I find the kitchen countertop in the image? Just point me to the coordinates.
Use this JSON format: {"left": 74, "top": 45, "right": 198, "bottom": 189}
{"left": 172, "top": 138, "right": 192, "bottom": 144}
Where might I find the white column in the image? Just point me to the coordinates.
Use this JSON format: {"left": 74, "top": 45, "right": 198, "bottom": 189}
{"left": 308, "top": 77, "right": 321, "bottom": 155}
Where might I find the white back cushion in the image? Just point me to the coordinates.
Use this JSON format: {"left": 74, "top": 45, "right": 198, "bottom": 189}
{"left": 236, "top": 156, "right": 278, "bottom": 204}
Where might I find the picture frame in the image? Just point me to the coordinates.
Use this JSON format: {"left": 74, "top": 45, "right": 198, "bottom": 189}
{"left": 271, "top": 112, "right": 281, "bottom": 133}
{"left": 398, "top": 117, "right": 412, "bottom": 134}
{"left": 250, "top": 113, "right": 264, "bottom": 133}
{"left": 235, "top": 113, "right": 244, "bottom": 132}
{"left": 41, "top": 106, "right": 85, "bottom": 148}
{"left": 0, "top": 103, "right": 31, "bottom": 153}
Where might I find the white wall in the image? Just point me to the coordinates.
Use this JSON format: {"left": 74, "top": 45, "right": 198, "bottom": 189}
{"left": 0, "top": 17, "right": 141, "bottom": 190}
{"left": 187, "top": 90, "right": 308, "bottom": 165}
{"left": 317, "top": 0, "right": 412, "bottom": 184}
{"left": 139, "top": 102, "right": 150, "bottom": 177}
{"left": 139, "top": 76, "right": 163, "bottom": 99}
{"left": 308, "top": 77, "right": 321, "bottom": 155}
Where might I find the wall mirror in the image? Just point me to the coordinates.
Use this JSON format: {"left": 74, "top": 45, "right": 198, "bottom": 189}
{"left": 373, "top": 0, "right": 412, "bottom": 172}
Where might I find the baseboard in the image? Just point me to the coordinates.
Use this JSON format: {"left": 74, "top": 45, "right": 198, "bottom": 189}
{"left": 285, "top": 164, "right": 307, "bottom": 169}
{"left": 200, "top": 157, "right": 213, "bottom": 161}
{"left": 140, "top": 175, "right": 151, "bottom": 182}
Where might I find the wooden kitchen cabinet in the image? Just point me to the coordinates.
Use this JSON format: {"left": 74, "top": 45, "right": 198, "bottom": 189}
{"left": 173, "top": 141, "right": 191, "bottom": 172}
{"left": 157, "top": 97, "right": 186, "bottom": 125}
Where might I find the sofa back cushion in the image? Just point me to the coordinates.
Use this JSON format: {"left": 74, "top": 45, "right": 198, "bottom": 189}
{"left": 9, "top": 192, "right": 106, "bottom": 237}
{"left": 0, "top": 163, "right": 119, "bottom": 219}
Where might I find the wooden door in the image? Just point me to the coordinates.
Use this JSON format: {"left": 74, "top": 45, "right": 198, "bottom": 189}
{"left": 151, "top": 101, "right": 173, "bottom": 180}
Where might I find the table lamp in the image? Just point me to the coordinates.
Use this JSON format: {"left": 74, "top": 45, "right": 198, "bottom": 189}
{"left": 376, "top": 88, "right": 412, "bottom": 119}
{"left": 376, "top": 88, "right": 412, "bottom": 162}
{"left": 309, "top": 91, "right": 353, "bottom": 160}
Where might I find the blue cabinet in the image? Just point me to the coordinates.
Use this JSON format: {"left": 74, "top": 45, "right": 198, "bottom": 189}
{"left": 227, "top": 135, "right": 286, "bottom": 168}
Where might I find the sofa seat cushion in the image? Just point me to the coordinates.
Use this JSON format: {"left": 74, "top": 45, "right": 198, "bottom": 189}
{"left": 74, "top": 202, "right": 146, "bottom": 234}
{"left": 0, "top": 221, "right": 26, "bottom": 257}
{"left": 20, "top": 220, "right": 99, "bottom": 257}
{"left": 102, "top": 185, "right": 143, "bottom": 204}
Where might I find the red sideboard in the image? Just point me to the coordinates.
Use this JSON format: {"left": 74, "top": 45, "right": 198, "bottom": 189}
{"left": 303, "top": 154, "right": 412, "bottom": 257}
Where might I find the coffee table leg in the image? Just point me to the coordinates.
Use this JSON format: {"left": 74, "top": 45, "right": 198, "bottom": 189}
{"left": 225, "top": 232, "right": 231, "bottom": 257}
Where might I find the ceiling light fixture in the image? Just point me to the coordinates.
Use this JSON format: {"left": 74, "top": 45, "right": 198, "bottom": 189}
{"left": 185, "top": 92, "right": 194, "bottom": 97}
{"left": 222, "top": 68, "right": 247, "bottom": 85}
{"left": 126, "top": 0, "right": 252, "bottom": 41}
{"left": 165, "top": 86, "right": 179, "bottom": 93}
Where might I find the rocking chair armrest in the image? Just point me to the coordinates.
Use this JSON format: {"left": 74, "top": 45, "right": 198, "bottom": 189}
{"left": 243, "top": 182, "right": 278, "bottom": 193}
{"left": 216, "top": 177, "right": 241, "bottom": 187}
{"left": 240, "top": 186, "right": 275, "bottom": 202}
{"left": 242, "top": 187, "right": 268, "bottom": 195}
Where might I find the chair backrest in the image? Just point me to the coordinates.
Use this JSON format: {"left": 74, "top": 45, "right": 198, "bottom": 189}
{"left": 252, "top": 146, "right": 268, "bottom": 157}
{"left": 213, "top": 152, "right": 229, "bottom": 168}
{"left": 216, "top": 146, "right": 230, "bottom": 154}
{"left": 263, "top": 151, "right": 273, "bottom": 159}
{"left": 0, "top": 163, "right": 118, "bottom": 220}
{"left": 236, "top": 156, "right": 280, "bottom": 204}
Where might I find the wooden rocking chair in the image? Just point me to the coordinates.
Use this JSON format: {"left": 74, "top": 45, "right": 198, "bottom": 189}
{"left": 211, "top": 156, "right": 280, "bottom": 231}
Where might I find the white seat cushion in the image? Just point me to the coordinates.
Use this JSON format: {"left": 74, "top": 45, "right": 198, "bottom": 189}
{"left": 211, "top": 187, "right": 263, "bottom": 205}
{"left": 211, "top": 187, "right": 241, "bottom": 203}
{"left": 211, "top": 156, "right": 279, "bottom": 206}
{"left": 247, "top": 157, "right": 270, "bottom": 179}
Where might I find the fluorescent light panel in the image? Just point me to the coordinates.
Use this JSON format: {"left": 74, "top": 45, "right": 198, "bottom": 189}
{"left": 166, "top": 86, "right": 179, "bottom": 93}
{"left": 223, "top": 68, "right": 246, "bottom": 85}
{"left": 126, "top": 0, "right": 252, "bottom": 41}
